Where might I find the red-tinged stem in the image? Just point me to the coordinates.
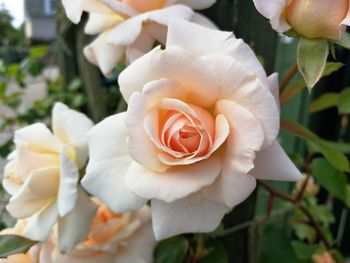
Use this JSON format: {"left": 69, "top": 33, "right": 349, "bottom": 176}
{"left": 279, "top": 62, "right": 298, "bottom": 94}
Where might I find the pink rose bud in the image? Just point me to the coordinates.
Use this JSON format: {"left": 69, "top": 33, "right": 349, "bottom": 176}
{"left": 253, "top": 0, "right": 350, "bottom": 40}
{"left": 285, "top": 0, "right": 349, "bottom": 40}
{"left": 312, "top": 252, "right": 336, "bottom": 263}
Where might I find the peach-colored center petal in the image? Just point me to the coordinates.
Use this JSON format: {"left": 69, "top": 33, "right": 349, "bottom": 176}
{"left": 285, "top": 0, "right": 349, "bottom": 40}
{"left": 159, "top": 103, "right": 214, "bottom": 159}
{"left": 122, "top": 0, "right": 165, "bottom": 12}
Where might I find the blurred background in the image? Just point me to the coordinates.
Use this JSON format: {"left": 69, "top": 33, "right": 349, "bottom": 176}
{"left": 0, "top": 1, "right": 349, "bottom": 262}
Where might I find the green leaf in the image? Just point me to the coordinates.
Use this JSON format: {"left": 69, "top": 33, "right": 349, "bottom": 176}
{"left": 198, "top": 240, "right": 228, "bottom": 263}
{"left": 21, "top": 58, "right": 45, "bottom": 77}
{"left": 281, "top": 62, "right": 343, "bottom": 104}
{"left": 347, "top": 186, "right": 350, "bottom": 207}
{"left": 311, "top": 158, "right": 348, "bottom": 204}
{"left": 309, "top": 92, "right": 339, "bottom": 113}
{"left": 154, "top": 236, "right": 189, "bottom": 263}
{"left": 260, "top": 224, "right": 299, "bottom": 263}
{"left": 29, "top": 45, "right": 49, "bottom": 59}
{"left": 282, "top": 121, "right": 350, "bottom": 172}
{"left": 292, "top": 221, "right": 317, "bottom": 243}
{"left": 334, "top": 32, "right": 350, "bottom": 49}
{"left": 338, "top": 88, "right": 350, "bottom": 114}
{"left": 297, "top": 37, "right": 329, "bottom": 90}
{"left": 309, "top": 205, "right": 335, "bottom": 226}
{"left": 0, "top": 235, "right": 37, "bottom": 258}
{"left": 291, "top": 241, "right": 321, "bottom": 262}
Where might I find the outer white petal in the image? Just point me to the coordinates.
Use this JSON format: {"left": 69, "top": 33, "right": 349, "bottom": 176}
{"left": 167, "top": 19, "right": 232, "bottom": 56}
{"left": 14, "top": 123, "right": 61, "bottom": 153}
{"left": 61, "top": 0, "right": 84, "bottom": 24}
{"left": 82, "top": 113, "right": 147, "bottom": 213}
{"left": 52, "top": 102, "right": 94, "bottom": 168}
{"left": 251, "top": 141, "right": 302, "bottom": 181}
{"left": 125, "top": 29, "right": 155, "bottom": 63}
{"left": 125, "top": 156, "right": 221, "bottom": 203}
{"left": 267, "top": 73, "right": 280, "bottom": 106}
{"left": 57, "top": 188, "right": 98, "bottom": 253}
{"left": 107, "top": 5, "right": 193, "bottom": 46}
{"left": 204, "top": 100, "right": 263, "bottom": 207}
{"left": 252, "top": 0, "right": 290, "bottom": 32}
{"left": 85, "top": 13, "right": 122, "bottom": 35}
{"left": 151, "top": 192, "right": 229, "bottom": 240}
{"left": 6, "top": 167, "right": 59, "bottom": 219}
{"left": 57, "top": 148, "right": 80, "bottom": 217}
{"left": 62, "top": 0, "right": 113, "bottom": 24}
{"left": 119, "top": 46, "right": 218, "bottom": 105}
{"left": 190, "top": 12, "right": 218, "bottom": 29}
{"left": 23, "top": 202, "right": 58, "bottom": 241}
{"left": 84, "top": 31, "right": 126, "bottom": 76}
{"left": 83, "top": 159, "right": 147, "bottom": 213}
{"left": 202, "top": 54, "right": 280, "bottom": 148}
{"left": 117, "top": 217, "right": 156, "bottom": 263}
{"left": 15, "top": 144, "right": 59, "bottom": 181}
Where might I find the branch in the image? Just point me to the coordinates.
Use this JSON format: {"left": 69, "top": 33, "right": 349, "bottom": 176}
{"left": 279, "top": 62, "right": 298, "bottom": 94}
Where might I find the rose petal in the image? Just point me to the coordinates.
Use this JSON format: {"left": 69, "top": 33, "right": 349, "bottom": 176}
{"left": 151, "top": 192, "right": 229, "bottom": 240}
{"left": 84, "top": 31, "right": 126, "bottom": 76}
{"left": 125, "top": 29, "right": 155, "bottom": 63}
{"left": 217, "top": 100, "right": 265, "bottom": 173}
{"left": 125, "top": 156, "right": 221, "bottom": 203}
{"left": 57, "top": 148, "right": 80, "bottom": 217}
{"left": 119, "top": 46, "right": 218, "bottom": 106}
{"left": 167, "top": 18, "right": 232, "bottom": 56}
{"left": 267, "top": 73, "right": 280, "bottom": 106}
{"left": 15, "top": 144, "right": 59, "bottom": 181}
{"left": 7, "top": 167, "right": 59, "bottom": 219}
{"left": 202, "top": 54, "right": 280, "bottom": 148}
{"left": 14, "top": 123, "right": 61, "bottom": 154}
{"left": 250, "top": 140, "right": 302, "bottom": 181}
{"left": 57, "top": 188, "right": 98, "bottom": 253}
{"left": 157, "top": 114, "right": 229, "bottom": 165}
{"left": 127, "top": 81, "right": 188, "bottom": 171}
{"left": 83, "top": 113, "right": 147, "bottom": 213}
{"left": 85, "top": 13, "right": 122, "bottom": 35}
{"left": 190, "top": 12, "right": 217, "bottom": 29}
{"left": 83, "top": 159, "right": 147, "bottom": 213}
{"left": 107, "top": 5, "right": 193, "bottom": 46}
{"left": 23, "top": 201, "right": 58, "bottom": 241}
{"left": 52, "top": 102, "right": 94, "bottom": 168}
{"left": 203, "top": 100, "right": 263, "bottom": 207}
{"left": 117, "top": 219, "right": 156, "bottom": 263}
{"left": 62, "top": 0, "right": 113, "bottom": 24}
{"left": 252, "top": 0, "right": 290, "bottom": 32}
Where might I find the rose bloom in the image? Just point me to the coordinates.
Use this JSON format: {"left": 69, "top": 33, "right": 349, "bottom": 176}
{"left": 2, "top": 103, "right": 97, "bottom": 252}
{"left": 82, "top": 19, "right": 302, "bottom": 240}
{"left": 0, "top": 204, "right": 155, "bottom": 263}
{"left": 62, "top": 0, "right": 216, "bottom": 75}
{"left": 253, "top": 0, "right": 350, "bottom": 40}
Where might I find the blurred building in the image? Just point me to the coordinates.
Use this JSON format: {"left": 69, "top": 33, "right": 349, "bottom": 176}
{"left": 24, "top": 0, "right": 56, "bottom": 43}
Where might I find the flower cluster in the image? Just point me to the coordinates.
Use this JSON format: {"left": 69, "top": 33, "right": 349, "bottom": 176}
{"left": 1, "top": 0, "right": 325, "bottom": 261}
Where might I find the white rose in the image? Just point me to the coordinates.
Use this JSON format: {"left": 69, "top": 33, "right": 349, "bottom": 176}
{"left": 82, "top": 19, "right": 302, "bottom": 240}
{"left": 3, "top": 103, "right": 97, "bottom": 252}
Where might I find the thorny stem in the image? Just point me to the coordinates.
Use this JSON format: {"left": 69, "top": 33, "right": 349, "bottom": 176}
{"left": 279, "top": 62, "right": 298, "bottom": 94}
